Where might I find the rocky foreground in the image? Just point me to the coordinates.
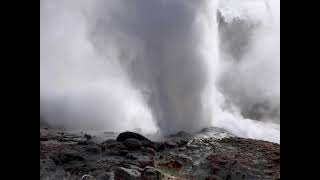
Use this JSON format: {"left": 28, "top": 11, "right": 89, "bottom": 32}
{"left": 40, "top": 128, "right": 280, "bottom": 180}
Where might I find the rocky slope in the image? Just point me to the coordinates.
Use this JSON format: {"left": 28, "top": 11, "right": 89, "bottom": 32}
{"left": 40, "top": 128, "right": 280, "bottom": 180}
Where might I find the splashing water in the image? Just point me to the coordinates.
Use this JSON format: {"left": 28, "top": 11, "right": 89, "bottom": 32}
{"left": 40, "top": 0, "right": 279, "bottom": 143}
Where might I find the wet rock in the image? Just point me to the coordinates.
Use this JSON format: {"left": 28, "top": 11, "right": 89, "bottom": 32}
{"left": 116, "top": 131, "right": 151, "bottom": 142}
{"left": 142, "top": 166, "right": 161, "bottom": 180}
{"left": 143, "top": 147, "right": 156, "bottom": 156}
{"left": 114, "top": 167, "right": 141, "bottom": 180}
{"left": 119, "top": 150, "right": 129, "bottom": 156}
{"left": 187, "top": 144, "right": 202, "bottom": 150}
{"left": 176, "top": 155, "right": 192, "bottom": 163}
{"left": 40, "top": 130, "right": 280, "bottom": 179}
{"left": 40, "top": 158, "right": 57, "bottom": 172}
{"left": 77, "top": 140, "right": 95, "bottom": 146}
{"left": 156, "top": 143, "right": 165, "bottom": 152}
{"left": 101, "top": 139, "right": 127, "bottom": 154}
{"left": 124, "top": 138, "right": 142, "bottom": 150}
{"left": 81, "top": 174, "right": 95, "bottom": 180}
{"left": 84, "top": 133, "right": 92, "bottom": 140}
{"left": 85, "top": 145, "right": 102, "bottom": 154}
{"left": 96, "top": 172, "right": 114, "bottom": 180}
{"left": 52, "top": 149, "right": 84, "bottom": 165}
{"left": 177, "top": 139, "right": 188, "bottom": 146}
{"left": 127, "top": 154, "right": 155, "bottom": 168}
{"left": 205, "top": 175, "right": 223, "bottom": 180}
{"left": 120, "top": 159, "right": 143, "bottom": 171}
{"left": 160, "top": 160, "right": 183, "bottom": 169}
{"left": 164, "top": 141, "right": 178, "bottom": 148}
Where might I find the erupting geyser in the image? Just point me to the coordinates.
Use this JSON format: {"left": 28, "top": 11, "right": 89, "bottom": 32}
{"left": 40, "top": 0, "right": 280, "bottom": 143}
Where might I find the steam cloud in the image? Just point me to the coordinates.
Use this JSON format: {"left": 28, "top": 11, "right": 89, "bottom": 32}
{"left": 40, "top": 0, "right": 280, "bottom": 142}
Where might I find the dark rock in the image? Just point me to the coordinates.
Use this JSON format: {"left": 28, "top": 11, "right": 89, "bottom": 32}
{"left": 77, "top": 140, "right": 95, "bottom": 146}
{"left": 187, "top": 144, "right": 202, "bottom": 150}
{"left": 160, "top": 160, "right": 183, "bottom": 169}
{"left": 124, "top": 138, "right": 142, "bottom": 150}
{"left": 52, "top": 149, "right": 84, "bottom": 165}
{"left": 143, "top": 147, "right": 156, "bottom": 156}
{"left": 96, "top": 172, "right": 114, "bottom": 180}
{"left": 114, "top": 167, "right": 141, "bottom": 180}
{"left": 126, "top": 154, "right": 154, "bottom": 168}
{"left": 156, "top": 143, "right": 165, "bottom": 151}
{"left": 85, "top": 145, "right": 102, "bottom": 154}
{"left": 141, "top": 140, "right": 157, "bottom": 149}
{"left": 84, "top": 133, "right": 92, "bottom": 140}
{"left": 40, "top": 137, "right": 49, "bottom": 141}
{"left": 116, "top": 131, "right": 151, "bottom": 142}
{"left": 142, "top": 166, "right": 161, "bottom": 180}
{"left": 119, "top": 150, "right": 129, "bottom": 156}
{"left": 177, "top": 140, "right": 188, "bottom": 146}
{"left": 101, "top": 139, "right": 127, "bottom": 152}
{"left": 164, "top": 141, "right": 178, "bottom": 148}
{"left": 120, "top": 159, "right": 143, "bottom": 170}
{"left": 205, "top": 175, "right": 223, "bottom": 180}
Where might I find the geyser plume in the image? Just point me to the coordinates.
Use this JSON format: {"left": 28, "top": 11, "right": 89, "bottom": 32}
{"left": 41, "top": 0, "right": 217, "bottom": 135}
{"left": 40, "top": 0, "right": 280, "bottom": 142}
{"left": 87, "top": 0, "right": 219, "bottom": 134}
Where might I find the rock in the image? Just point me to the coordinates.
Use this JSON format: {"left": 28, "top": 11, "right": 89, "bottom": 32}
{"left": 126, "top": 154, "right": 154, "bottom": 168}
{"left": 114, "top": 167, "right": 141, "bottom": 180}
{"left": 205, "top": 175, "right": 223, "bottom": 180}
{"left": 85, "top": 145, "right": 102, "bottom": 154}
{"left": 119, "top": 150, "right": 129, "bottom": 156}
{"left": 177, "top": 140, "right": 188, "bottom": 146}
{"left": 156, "top": 143, "right": 165, "bottom": 151}
{"left": 124, "top": 138, "right": 142, "bottom": 150}
{"left": 84, "top": 133, "right": 92, "bottom": 140}
{"left": 187, "top": 144, "right": 202, "bottom": 150}
{"left": 101, "top": 139, "right": 127, "bottom": 153}
{"left": 138, "top": 155, "right": 155, "bottom": 168}
{"left": 116, "top": 131, "right": 151, "bottom": 142}
{"left": 52, "top": 149, "right": 84, "bottom": 165}
{"left": 120, "top": 159, "right": 143, "bottom": 171}
{"left": 164, "top": 141, "right": 178, "bottom": 148}
{"left": 81, "top": 174, "right": 95, "bottom": 180}
{"left": 77, "top": 140, "right": 95, "bottom": 146}
{"left": 143, "top": 147, "right": 156, "bottom": 156}
{"left": 142, "top": 166, "right": 161, "bottom": 180}
{"left": 176, "top": 155, "right": 192, "bottom": 163}
{"left": 40, "top": 158, "right": 57, "bottom": 172}
{"left": 160, "top": 160, "right": 183, "bottom": 169}
{"left": 96, "top": 172, "right": 114, "bottom": 180}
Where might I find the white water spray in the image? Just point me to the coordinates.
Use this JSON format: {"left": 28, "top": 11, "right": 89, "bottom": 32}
{"left": 40, "top": 0, "right": 279, "bottom": 143}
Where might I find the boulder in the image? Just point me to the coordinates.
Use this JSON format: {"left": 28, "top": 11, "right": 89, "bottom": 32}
{"left": 142, "top": 166, "right": 161, "bottom": 180}
{"left": 85, "top": 145, "right": 102, "bottom": 154}
{"left": 114, "top": 167, "right": 141, "bottom": 180}
{"left": 52, "top": 149, "right": 84, "bottom": 165}
{"left": 116, "top": 131, "right": 151, "bottom": 142}
{"left": 164, "top": 141, "right": 178, "bottom": 148}
{"left": 100, "top": 139, "right": 127, "bottom": 153}
{"left": 124, "top": 138, "right": 142, "bottom": 150}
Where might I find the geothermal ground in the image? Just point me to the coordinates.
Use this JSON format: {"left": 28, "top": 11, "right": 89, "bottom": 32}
{"left": 40, "top": 128, "right": 280, "bottom": 180}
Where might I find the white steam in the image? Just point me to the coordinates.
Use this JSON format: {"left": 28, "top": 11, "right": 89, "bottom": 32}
{"left": 40, "top": 0, "right": 280, "bottom": 143}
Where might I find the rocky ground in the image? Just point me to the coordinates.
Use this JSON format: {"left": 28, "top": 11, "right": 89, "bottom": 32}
{"left": 40, "top": 128, "right": 280, "bottom": 180}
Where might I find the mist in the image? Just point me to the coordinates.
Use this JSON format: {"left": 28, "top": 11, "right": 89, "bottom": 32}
{"left": 40, "top": 0, "right": 280, "bottom": 143}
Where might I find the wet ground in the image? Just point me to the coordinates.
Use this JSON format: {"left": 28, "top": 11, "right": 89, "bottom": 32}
{"left": 40, "top": 127, "right": 279, "bottom": 180}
